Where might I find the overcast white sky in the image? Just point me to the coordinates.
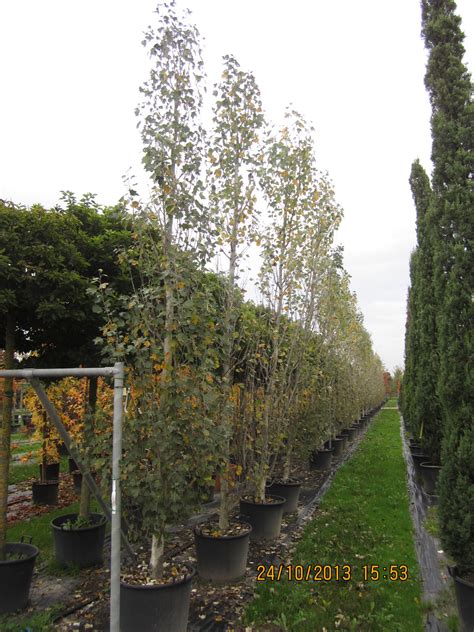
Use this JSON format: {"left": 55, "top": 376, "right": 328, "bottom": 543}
{"left": 1, "top": 1, "right": 472, "bottom": 372}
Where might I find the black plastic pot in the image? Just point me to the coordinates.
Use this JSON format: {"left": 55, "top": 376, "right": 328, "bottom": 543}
{"left": 310, "top": 448, "right": 333, "bottom": 471}
{"left": 68, "top": 457, "right": 79, "bottom": 473}
{"left": 450, "top": 566, "right": 474, "bottom": 632}
{"left": 194, "top": 522, "right": 251, "bottom": 581}
{"left": 411, "top": 452, "right": 429, "bottom": 472}
{"left": 32, "top": 480, "right": 59, "bottom": 506}
{"left": 419, "top": 462, "right": 442, "bottom": 496}
{"left": 336, "top": 434, "right": 348, "bottom": 451}
{"left": 120, "top": 564, "right": 195, "bottom": 632}
{"left": 239, "top": 495, "right": 285, "bottom": 540}
{"left": 331, "top": 437, "right": 345, "bottom": 458}
{"left": 39, "top": 461, "right": 60, "bottom": 480}
{"left": 409, "top": 439, "right": 421, "bottom": 452}
{"left": 345, "top": 427, "right": 357, "bottom": 442}
{"left": 0, "top": 542, "right": 39, "bottom": 614}
{"left": 266, "top": 480, "right": 302, "bottom": 513}
{"left": 51, "top": 512, "right": 106, "bottom": 568}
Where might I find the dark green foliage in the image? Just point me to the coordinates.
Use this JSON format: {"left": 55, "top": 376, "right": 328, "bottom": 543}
{"left": 0, "top": 201, "right": 87, "bottom": 355}
{"left": 0, "top": 194, "right": 133, "bottom": 365}
{"left": 406, "top": 160, "right": 442, "bottom": 461}
{"left": 418, "top": 0, "right": 474, "bottom": 573}
{"left": 438, "top": 424, "right": 474, "bottom": 575}
{"left": 27, "top": 193, "right": 133, "bottom": 367}
{"left": 402, "top": 257, "right": 420, "bottom": 438}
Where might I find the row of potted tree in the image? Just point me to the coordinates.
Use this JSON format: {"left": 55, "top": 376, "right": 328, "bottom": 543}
{"left": 0, "top": 1, "right": 385, "bottom": 626}
{"left": 88, "top": 4, "right": 385, "bottom": 628}
{"left": 401, "top": 0, "right": 473, "bottom": 629}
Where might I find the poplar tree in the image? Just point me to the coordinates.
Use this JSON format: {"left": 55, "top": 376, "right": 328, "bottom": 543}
{"left": 420, "top": 0, "right": 473, "bottom": 575}
{"left": 257, "top": 109, "right": 324, "bottom": 501}
{"left": 111, "top": 1, "right": 219, "bottom": 580}
{"left": 208, "top": 54, "right": 264, "bottom": 529}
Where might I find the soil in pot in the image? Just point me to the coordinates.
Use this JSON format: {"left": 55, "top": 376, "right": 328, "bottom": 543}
{"left": 0, "top": 542, "right": 39, "bottom": 614}
{"left": 266, "top": 479, "right": 302, "bottom": 513}
{"left": 239, "top": 495, "right": 286, "bottom": 541}
{"left": 39, "top": 461, "right": 60, "bottom": 480}
{"left": 51, "top": 512, "right": 106, "bottom": 568}
{"left": 32, "top": 480, "right": 59, "bottom": 506}
{"left": 194, "top": 521, "right": 251, "bottom": 581}
{"left": 419, "top": 462, "right": 442, "bottom": 496}
{"left": 121, "top": 562, "right": 195, "bottom": 632}
{"left": 309, "top": 449, "right": 333, "bottom": 471}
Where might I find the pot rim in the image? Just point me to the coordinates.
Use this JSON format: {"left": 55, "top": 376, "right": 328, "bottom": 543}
{"left": 240, "top": 494, "right": 286, "bottom": 507}
{"left": 120, "top": 563, "right": 196, "bottom": 590}
{"left": 51, "top": 512, "right": 106, "bottom": 533}
{"left": 419, "top": 462, "right": 442, "bottom": 469}
{"left": 267, "top": 478, "right": 302, "bottom": 487}
{"left": 194, "top": 521, "right": 252, "bottom": 540}
{"left": 450, "top": 565, "right": 474, "bottom": 587}
{"left": 0, "top": 542, "right": 39, "bottom": 566}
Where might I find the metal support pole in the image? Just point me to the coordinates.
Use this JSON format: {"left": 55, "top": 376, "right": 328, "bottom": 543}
{"left": 110, "top": 362, "right": 124, "bottom": 632}
{"left": 0, "top": 367, "right": 118, "bottom": 379}
{"left": 27, "top": 378, "right": 134, "bottom": 561}
{"left": 0, "top": 365, "right": 134, "bottom": 629}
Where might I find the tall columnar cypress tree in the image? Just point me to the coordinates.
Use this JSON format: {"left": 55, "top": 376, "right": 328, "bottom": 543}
{"left": 402, "top": 255, "right": 421, "bottom": 438}
{"left": 408, "top": 160, "right": 441, "bottom": 461}
{"left": 421, "top": 0, "right": 474, "bottom": 576}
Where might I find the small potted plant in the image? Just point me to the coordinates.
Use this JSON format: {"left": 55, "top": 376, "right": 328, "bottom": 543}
{"left": 23, "top": 392, "right": 61, "bottom": 506}
{"left": 26, "top": 375, "right": 106, "bottom": 524}
{"left": 50, "top": 376, "right": 110, "bottom": 568}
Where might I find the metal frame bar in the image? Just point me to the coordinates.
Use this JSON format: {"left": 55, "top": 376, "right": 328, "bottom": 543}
{"left": 0, "top": 363, "right": 129, "bottom": 632}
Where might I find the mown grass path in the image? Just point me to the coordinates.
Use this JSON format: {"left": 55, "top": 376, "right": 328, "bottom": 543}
{"left": 245, "top": 403, "right": 424, "bottom": 631}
